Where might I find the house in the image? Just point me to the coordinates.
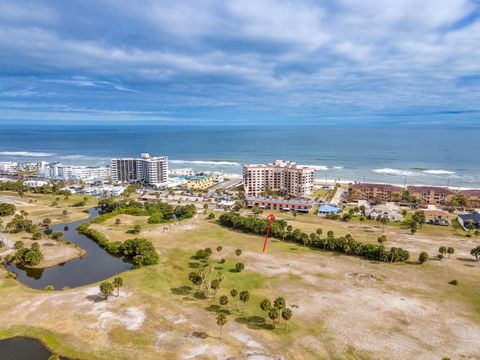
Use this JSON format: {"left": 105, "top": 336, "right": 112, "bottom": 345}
{"left": 408, "top": 186, "right": 454, "bottom": 205}
{"left": 318, "top": 204, "right": 341, "bottom": 216}
{"left": 351, "top": 183, "right": 403, "bottom": 201}
{"left": 458, "top": 213, "right": 480, "bottom": 230}
{"left": 425, "top": 210, "right": 451, "bottom": 226}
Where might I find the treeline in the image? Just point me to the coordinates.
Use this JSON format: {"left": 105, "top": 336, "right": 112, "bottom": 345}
{"left": 218, "top": 212, "right": 410, "bottom": 263}
{"left": 97, "top": 198, "right": 196, "bottom": 223}
{"left": 77, "top": 223, "right": 159, "bottom": 267}
{"left": 0, "top": 180, "right": 66, "bottom": 194}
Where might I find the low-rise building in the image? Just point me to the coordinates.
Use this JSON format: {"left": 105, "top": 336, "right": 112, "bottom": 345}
{"left": 408, "top": 186, "right": 454, "bottom": 205}
{"left": 185, "top": 176, "right": 214, "bottom": 190}
{"left": 351, "top": 183, "right": 403, "bottom": 201}
{"left": 79, "top": 185, "right": 125, "bottom": 197}
{"left": 457, "top": 213, "right": 480, "bottom": 230}
{"left": 318, "top": 204, "right": 341, "bottom": 215}
{"left": 246, "top": 196, "right": 314, "bottom": 213}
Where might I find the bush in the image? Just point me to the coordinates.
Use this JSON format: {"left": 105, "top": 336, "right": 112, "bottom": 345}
{"left": 126, "top": 224, "right": 141, "bottom": 234}
{"left": 147, "top": 213, "right": 165, "bottom": 224}
{"left": 44, "top": 285, "right": 54, "bottom": 291}
{"left": 208, "top": 212, "right": 215, "bottom": 220}
{"left": 32, "top": 232, "right": 42, "bottom": 240}
{"left": 14, "top": 240, "right": 24, "bottom": 249}
{"left": 0, "top": 203, "right": 16, "bottom": 216}
{"left": 72, "top": 200, "right": 86, "bottom": 207}
{"left": 418, "top": 252, "right": 429, "bottom": 264}
{"left": 448, "top": 279, "right": 458, "bottom": 286}
{"left": 235, "top": 262, "right": 245, "bottom": 272}
{"left": 122, "top": 238, "right": 159, "bottom": 266}
{"left": 51, "top": 231, "right": 64, "bottom": 240}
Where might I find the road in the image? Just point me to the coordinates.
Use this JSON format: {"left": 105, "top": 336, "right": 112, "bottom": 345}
{"left": 330, "top": 187, "right": 347, "bottom": 205}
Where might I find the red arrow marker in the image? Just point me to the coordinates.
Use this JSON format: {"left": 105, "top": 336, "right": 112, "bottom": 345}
{"left": 262, "top": 214, "right": 275, "bottom": 254}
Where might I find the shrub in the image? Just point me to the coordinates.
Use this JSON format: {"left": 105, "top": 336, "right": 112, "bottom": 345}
{"left": 72, "top": 200, "right": 86, "bottom": 207}
{"left": 235, "top": 262, "right": 245, "bottom": 272}
{"left": 44, "top": 285, "right": 54, "bottom": 291}
{"left": 126, "top": 224, "right": 141, "bottom": 234}
{"left": 448, "top": 280, "right": 458, "bottom": 286}
{"left": 14, "top": 240, "right": 24, "bottom": 249}
{"left": 418, "top": 252, "right": 429, "bottom": 264}
{"left": 122, "top": 238, "right": 159, "bottom": 266}
{"left": 208, "top": 212, "right": 215, "bottom": 220}
{"left": 0, "top": 203, "right": 16, "bottom": 216}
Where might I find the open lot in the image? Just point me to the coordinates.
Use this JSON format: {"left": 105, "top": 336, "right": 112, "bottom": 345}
{"left": 1, "top": 194, "right": 480, "bottom": 359}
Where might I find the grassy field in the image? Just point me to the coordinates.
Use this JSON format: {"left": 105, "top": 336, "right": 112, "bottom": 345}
{"left": 1, "top": 194, "right": 480, "bottom": 359}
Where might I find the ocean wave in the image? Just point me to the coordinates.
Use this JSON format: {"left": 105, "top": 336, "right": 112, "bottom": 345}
{"left": 372, "top": 168, "right": 417, "bottom": 177}
{"left": 332, "top": 166, "right": 344, "bottom": 170}
{"left": 170, "top": 160, "right": 242, "bottom": 166}
{"left": 0, "top": 151, "right": 56, "bottom": 157}
{"left": 301, "top": 164, "right": 329, "bottom": 171}
{"left": 422, "top": 169, "right": 456, "bottom": 175}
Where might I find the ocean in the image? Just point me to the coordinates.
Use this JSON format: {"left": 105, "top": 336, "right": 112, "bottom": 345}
{"left": 0, "top": 121, "right": 479, "bottom": 188}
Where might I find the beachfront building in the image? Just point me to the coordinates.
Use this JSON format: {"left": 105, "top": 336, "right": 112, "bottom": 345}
{"left": 0, "top": 162, "right": 18, "bottom": 174}
{"left": 243, "top": 160, "right": 315, "bottom": 198}
{"left": 39, "top": 163, "right": 110, "bottom": 182}
{"left": 185, "top": 176, "right": 214, "bottom": 190}
{"left": 351, "top": 183, "right": 403, "bottom": 202}
{"left": 246, "top": 196, "right": 314, "bottom": 213}
{"left": 408, "top": 186, "right": 454, "bottom": 205}
{"left": 111, "top": 153, "right": 168, "bottom": 186}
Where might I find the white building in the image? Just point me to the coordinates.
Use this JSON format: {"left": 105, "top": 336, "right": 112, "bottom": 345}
{"left": 0, "top": 162, "right": 18, "bottom": 174}
{"left": 111, "top": 153, "right": 168, "bottom": 186}
{"left": 243, "top": 160, "right": 315, "bottom": 197}
{"left": 39, "top": 163, "right": 110, "bottom": 181}
{"left": 79, "top": 185, "right": 125, "bottom": 197}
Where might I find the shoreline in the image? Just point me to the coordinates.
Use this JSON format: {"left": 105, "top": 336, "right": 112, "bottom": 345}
{"left": 313, "top": 179, "right": 480, "bottom": 191}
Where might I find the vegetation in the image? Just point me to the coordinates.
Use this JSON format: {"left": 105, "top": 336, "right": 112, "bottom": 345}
{"left": 219, "top": 212, "right": 410, "bottom": 263}
{"left": 13, "top": 244, "right": 43, "bottom": 266}
{"left": 0, "top": 203, "right": 16, "bottom": 216}
{"left": 78, "top": 224, "right": 159, "bottom": 267}
{"left": 100, "top": 281, "right": 114, "bottom": 300}
{"left": 418, "top": 252, "right": 429, "bottom": 264}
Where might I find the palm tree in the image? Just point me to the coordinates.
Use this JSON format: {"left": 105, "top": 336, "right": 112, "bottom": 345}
{"left": 235, "top": 249, "right": 242, "bottom": 257}
{"left": 239, "top": 290, "right": 250, "bottom": 313}
{"left": 273, "top": 296, "right": 286, "bottom": 310}
{"left": 113, "top": 276, "right": 124, "bottom": 296}
{"left": 230, "top": 289, "right": 239, "bottom": 310}
{"left": 292, "top": 210, "right": 298, "bottom": 220}
{"left": 439, "top": 246, "right": 447, "bottom": 259}
{"left": 100, "top": 281, "right": 114, "bottom": 300}
{"left": 447, "top": 247, "right": 455, "bottom": 258}
{"left": 268, "top": 307, "right": 279, "bottom": 327}
{"left": 219, "top": 295, "right": 230, "bottom": 311}
{"left": 281, "top": 308, "right": 292, "bottom": 328}
{"left": 216, "top": 313, "right": 227, "bottom": 339}
{"left": 260, "top": 298, "right": 272, "bottom": 318}
{"left": 474, "top": 229, "right": 480, "bottom": 240}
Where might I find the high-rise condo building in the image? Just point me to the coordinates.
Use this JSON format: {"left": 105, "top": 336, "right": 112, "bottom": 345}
{"left": 111, "top": 153, "right": 168, "bottom": 186}
{"left": 243, "top": 160, "right": 315, "bottom": 197}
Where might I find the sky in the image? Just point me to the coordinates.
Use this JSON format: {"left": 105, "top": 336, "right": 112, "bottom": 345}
{"left": 0, "top": 0, "right": 479, "bottom": 124}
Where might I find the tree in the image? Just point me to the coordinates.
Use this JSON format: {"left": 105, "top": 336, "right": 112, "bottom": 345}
{"left": 470, "top": 246, "right": 480, "bottom": 261}
{"left": 115, "top": 218, "right": 121, "bottom": 226}
{"left": 410, "top": 221, "right": 417, "bottom": 235}
{"left": 316, "top": 228, "right": 323, "bottom": 236}
{"left": 439, "top": 246, "right": 447, "bottom": 258}
{"left": 474, "top": 229, "right": 480, "bottom": 240}
{"left": 359, "top": 205, "right": 366, "bottom": 216}
{"left": 219, "top": 295, "right": 229, "bottom": 311}
{"left": 260, "top": 298, "right": 272, "bottom": 318}
{"left": 327, "top": 230, "right": 334, "bottom": 238}
{"left": 216, "top": 246, "right": 222, "bottom": 252}
{"left": 252, "top": 206, "right": 263, "bottom": 218}
{"left": 412, "top": 211, "right": 426, "bottom": 228}
{"left": 292, "top": 210, "right": 298, "bottom": 220}
{"left": 62, "top": 209, "right": 68, "bottom": 221}
{"left": 208, "top": 212, "right": 215, "bottom": 220}
{"left": 211, "top": 278, "right": 221, "bottom": 299}
{"left": 268, "top": 307, "right": 279, "bottom": 327}
{"left": 466, "top": 220, "right": 475, "bottom": 236}
{"left": 235, "top": 248, "right": 242, "bottom": 257}
{"left": 100, "top": 281, "right": 114, "bottom": 300}
{"left": 239, "top": 290, "right": 250, "bottom": 313}
{"left": 377, "top": 235, "right": 387, "bottom": 246}
{"left": 113, "top": 276, "right": 124, "bottom": 296}
{"left": 447, "top": 247, "right": 455, "bottom": 258}
{"left": 273, "top": 296, "right": 286, "bottom": 310}
{"left": 42, "top": 218, "right": 52, "bottom": 227}
{"left": 418, "top": 252, "right": 429, "bottom": 264}
{"left": 216, "top": 313, "right": 227, "bottom": 339}
{"left": 359, "top": 216, "right": 365, "bottom": 224}
{"left": 281, "top": 308, "right": 292, "bottom": 328}
{"left": 188, "top": 271, "right": 203, "bottom": 289}
{"left": 235, "top": 262, "right": 245, "bottom": 273}
{"left": 230, "top": 289, "right": 238, "bottom": 310}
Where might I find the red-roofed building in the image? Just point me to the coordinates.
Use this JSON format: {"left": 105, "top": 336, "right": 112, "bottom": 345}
{"left": 408, "top": 186, "right": 454, "bottom": 205}
{"left": 351, "top": 183, "right": 403, "bottom": 201}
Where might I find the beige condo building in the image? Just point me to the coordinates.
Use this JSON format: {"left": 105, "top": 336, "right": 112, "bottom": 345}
{"left": 243, "top": 160, "right": 315, "bottom": 197}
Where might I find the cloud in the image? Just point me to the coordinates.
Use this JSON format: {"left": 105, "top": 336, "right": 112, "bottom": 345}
{"left": 0, "top": 0, "right": 479, "bottom": 122}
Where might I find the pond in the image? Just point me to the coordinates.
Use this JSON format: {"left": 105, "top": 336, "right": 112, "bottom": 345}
{"left": 5, "top": 209, "right": 132, "bottom": 290}
{"left": 0, "top": 337, "right": 64, "bottom": 359}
